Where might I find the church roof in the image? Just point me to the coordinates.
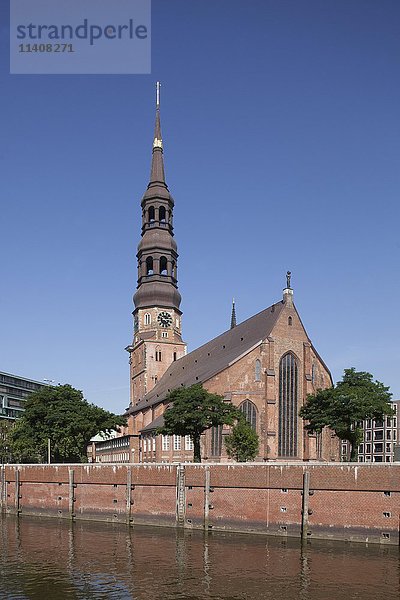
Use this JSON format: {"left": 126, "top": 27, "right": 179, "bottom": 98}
{"left": 126, "top": 300, "right": 285, "bottom": 416}
{"left": 140, "top": 413, "right": 165, "bottom": 433}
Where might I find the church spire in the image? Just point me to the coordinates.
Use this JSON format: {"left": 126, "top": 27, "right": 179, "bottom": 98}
{"left": 133, "top": 82, "right": 182, "bottom": 315}
{"left": 230, "top": 298, "right": 237, "bottom": 329}
{"left": 149, "top": 81, "right": 166, "bottom": 187}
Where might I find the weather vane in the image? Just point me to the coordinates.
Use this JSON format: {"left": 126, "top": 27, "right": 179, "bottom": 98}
{"left": 286, "top": 271, "right": 291, "bottom": 289}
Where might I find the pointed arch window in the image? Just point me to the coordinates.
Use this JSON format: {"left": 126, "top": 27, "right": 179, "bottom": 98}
{"left": 144, "top": 313, "right": 151, "bottom": 326}
{"left": 278, "top": 352, "right": 298, "bottom": 457}
{"left": 211, "top": 425, "right": 222, "bottom": 456}
{"left": 160, "top": 256, "right": 168, "bottom": 275}
{"left": 311, "top": 363, "right": 316, "bottom": 385}
{"left": 146, "top": 256, "right": 154, "bottom": 275}
{"left": 159, "top": 206, "right": 166, "bottom": 222}
{"left": 288, "top": 316, "right": 293, "bottom": 326}
{"left": 148, "top": 206, "right": 155, "bottom": 222}
{"left": 255, "top": 359, "right": 261, "bottom": 381}
{"left": 239, "top": 400, "right": 257, "bottom": 431}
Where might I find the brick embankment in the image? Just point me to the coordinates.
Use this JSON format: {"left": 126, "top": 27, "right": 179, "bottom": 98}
{"left": 1, "top": 463, "right": 399, "bottom": 545}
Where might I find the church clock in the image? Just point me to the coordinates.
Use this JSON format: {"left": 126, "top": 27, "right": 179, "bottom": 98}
{"left": 157, "top": 311, "right": 172, "bottom": 328}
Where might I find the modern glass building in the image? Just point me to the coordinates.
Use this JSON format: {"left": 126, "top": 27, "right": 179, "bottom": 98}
{"left": 0, "top": 371, "right": 47, "bottom": 421}
{"left": 341, "top": 400, "right": 400, "bottom": 463}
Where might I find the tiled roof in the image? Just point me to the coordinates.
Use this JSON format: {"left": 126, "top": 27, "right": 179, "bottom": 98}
{"left": 140, "top": 413, "right": 165, "bottom": 433}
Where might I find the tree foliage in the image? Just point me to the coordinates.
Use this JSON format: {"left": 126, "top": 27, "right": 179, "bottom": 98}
{"left": 11, "top": 384, "right": 126, "bottom": 463}
{"left": 0, "top": 420, "right": 14, "bottom": 464}
{"left": 224, "top": 419, "right": 259, "bottom": 462}
{"left": 158, "top": 383, "right": 240, "bottom": 462}
{"left": 299, "top": 368, "right": 393, "bottom": 461}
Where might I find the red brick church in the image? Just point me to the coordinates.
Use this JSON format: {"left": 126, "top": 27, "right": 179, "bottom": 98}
{"left": 122, "top": 85, "right": 339, "bottom": 464}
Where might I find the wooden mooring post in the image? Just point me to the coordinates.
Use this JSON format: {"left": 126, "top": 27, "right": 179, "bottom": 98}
{"left": 301, "top": 470, "right": 310, "bottom": 540}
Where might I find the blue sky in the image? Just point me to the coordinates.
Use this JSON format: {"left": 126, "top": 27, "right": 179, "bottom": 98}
{"left": 1, "top": 0, "right": 399, "bottom": 412}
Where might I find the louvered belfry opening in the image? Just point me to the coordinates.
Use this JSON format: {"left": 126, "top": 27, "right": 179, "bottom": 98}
{"left": 278, "top": 352, "right": 298, "bottom": 457}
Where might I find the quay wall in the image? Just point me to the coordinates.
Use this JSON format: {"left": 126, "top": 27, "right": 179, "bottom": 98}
{"left": 1, "top": 463, "right": 399, "bottom": 545}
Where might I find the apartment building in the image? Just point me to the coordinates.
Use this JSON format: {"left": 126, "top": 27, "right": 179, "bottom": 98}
{"left": 341, "top": 400, "right": 400, "bottom": 462}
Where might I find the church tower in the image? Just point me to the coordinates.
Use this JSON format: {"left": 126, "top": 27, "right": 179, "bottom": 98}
{"left": 127, "top": 83, "right": 187, "bottom": 407}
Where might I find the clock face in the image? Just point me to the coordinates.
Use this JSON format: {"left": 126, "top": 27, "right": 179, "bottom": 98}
{"left": 157, "top": 311, "right": 172, "bottom": 328}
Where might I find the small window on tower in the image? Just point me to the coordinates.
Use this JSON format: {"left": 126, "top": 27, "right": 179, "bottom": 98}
{"left": 288, "top": 316, "right": 293, "bottom": 326}
{"left": 146, "top": 256, "right": 154, "bottom": 275}
{"left": 160, "top": 256, "right": 168, "bottom": 275}
{"left": 155, "top": 351, "right": 162, "bottom": 362}
{"left": 159, "top": 206, "right": 166, "bottom": 222}
{"left": 148, "top": 206, "right": 155, "bottom": 222}
{"left": 173, "top": 352, "right": 177, "bottom": 361}
{"left": 144, "top": 313, "right": 151, "bottom": 325}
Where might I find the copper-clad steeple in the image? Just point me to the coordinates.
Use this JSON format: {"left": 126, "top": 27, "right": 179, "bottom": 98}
{"left": 148, "top": 82, "right": 166, "bottom": 186}
{"left": 230, "top": 298, "right": 237, "bottom": 329}
{"left": 133, "top": 82, "right": 181, "bottom": 314}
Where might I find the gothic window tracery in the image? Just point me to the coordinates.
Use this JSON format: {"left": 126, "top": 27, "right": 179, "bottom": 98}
{"left": 278, "top": 352, "right": 298, "bottom": 457}
{"left": 211, "top": 425, "right": 222, "bottom": 456}
{"left": 239, "top": 400, "right": 257, "bottom": 430}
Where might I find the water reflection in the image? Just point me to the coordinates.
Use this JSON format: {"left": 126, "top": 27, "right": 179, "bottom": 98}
{"left": 0, "top": 515, "right": 399, "bottom": 599}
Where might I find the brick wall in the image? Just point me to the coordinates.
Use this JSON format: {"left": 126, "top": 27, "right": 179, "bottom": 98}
{"left": 1, "top": 463, "right": 399, "bottom": 545}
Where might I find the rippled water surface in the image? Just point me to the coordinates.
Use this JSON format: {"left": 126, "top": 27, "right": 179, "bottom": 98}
{"left": 1, "top": 515, "right": 399, "bottom": 599}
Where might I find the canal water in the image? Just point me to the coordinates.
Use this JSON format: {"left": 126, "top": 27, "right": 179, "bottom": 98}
{"left": 0, "top": 516, "right": 399, "bottom": 599}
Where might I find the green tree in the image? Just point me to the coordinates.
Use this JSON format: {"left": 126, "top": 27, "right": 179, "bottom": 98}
{"left": 300, "top": 368, "right": 393, "bottom": 461}
{"left": 0, "top": 420, "right": 14, "bottom": 464}
{"left": 158, "top": 383, "right": 240, "bottom": 462}
{"left": 224, "top": 419, "right": 259, "bottom": 462}
{"left": 11, "top": 384, "right": 126, "bottom": 463}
